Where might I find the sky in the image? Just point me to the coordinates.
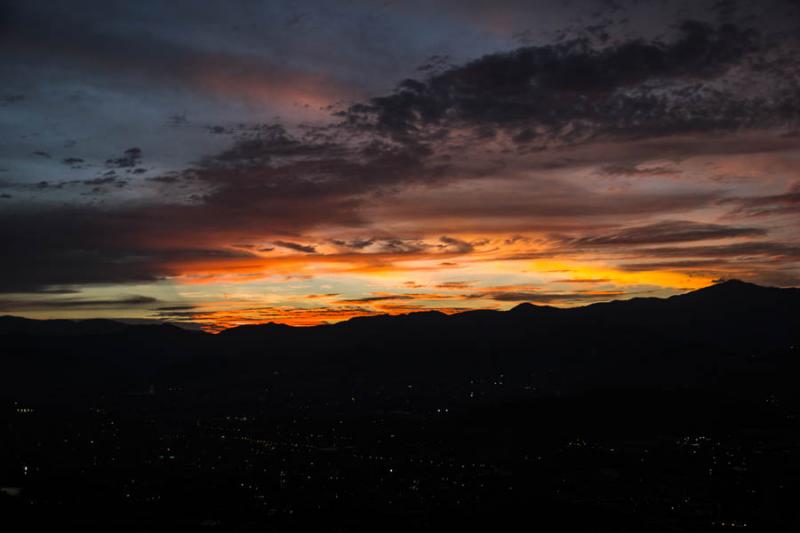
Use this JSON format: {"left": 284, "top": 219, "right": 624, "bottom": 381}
{"left": 1, "top": 0, "right": 799, "bottom": 331}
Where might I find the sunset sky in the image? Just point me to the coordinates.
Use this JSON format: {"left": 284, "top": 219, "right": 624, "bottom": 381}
{"left": 1, "top": 0, "right": 799, "bottom": 331}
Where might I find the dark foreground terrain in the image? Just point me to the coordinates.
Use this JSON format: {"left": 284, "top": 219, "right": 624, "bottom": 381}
{"left": 1, "top": 280, "right": 799, "bottom": 531}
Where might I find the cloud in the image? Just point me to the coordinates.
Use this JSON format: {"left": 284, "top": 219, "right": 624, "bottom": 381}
{"left": 438, "top": 236, "right": 475, "bottom": 253}
{"left": 0, "top": 207, "right": 258, "bottom": 293}
{"left": 374, "top": 239, "right": 429, "bottom": 254}
{"left": 598, "top": 164, "right": 680, "bottom": 177}
{"left": 0, "top": 294, "right": 158, "bottom": 311}
{"left": 435, "top": 281, "right": 473, "bottom": 289}
{"left": 330, "top": 238, "right": 375, "bottom": 250}
{"left": 618, "top": 259, "right": 731, "bottom": 272}
{"left": 341, "top": 20, "right": 797, "bottom": 144}
{"left": 475, "top": 290, "right": 627, "bottom": 303}
{"left": 555, "top": 278, "right": 611, "bottom": 283}
{"left": 370, "top": 184, "right": 726, "bottom": 234}
{"left": 273, "top": 241, "right": 318, "bottom": 254}
{"left": 635, "top": 241, "right": 800, "bottom": 259}
{"left": 105, "top": 147, "right": 142, "bottom": 169}
{"left": 83, "top": 176, "right": 127, "bottom": 188}
{"left": 338, "top": 294, "right": 418, "bottom": 303}
{"left": 562, "top": 220, "right": 766, "bottom": 247}
{"left": 720, "top": 182, "right": 800, "bottom": 217}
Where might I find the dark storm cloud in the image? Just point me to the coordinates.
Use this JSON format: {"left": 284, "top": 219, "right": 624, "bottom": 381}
{"left": 563, "top": 220, "right": 766, "bottom": 246}
{"left": 209, "top": 125, "right": 341, "bottom": 163}
{"left": 0, "top": 206, "right": 259, "bottom": 293}
{"left": 6, "top": 125, "right": 432, "bottom": 282}
{"left": 159, "top": 126, "right": 448, "bottom": 246}
{"left": 342, "top": 20, "right": 797, "bottom": 144}
{"left": 198, "top": 125, "right": 443, "bottom": 195}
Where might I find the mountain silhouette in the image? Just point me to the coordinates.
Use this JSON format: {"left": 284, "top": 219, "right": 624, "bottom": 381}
{"left": 1, "top": 280, "right": 797, "bottom": 400}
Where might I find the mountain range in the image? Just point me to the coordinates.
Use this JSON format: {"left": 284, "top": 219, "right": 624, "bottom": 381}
{"left": 1, "top": 280, "right": 798, "bottom": 403}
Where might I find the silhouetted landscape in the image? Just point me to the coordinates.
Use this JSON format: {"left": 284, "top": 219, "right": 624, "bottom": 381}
{"left": 1, "top": 280, "right": 798, "bottom": 531}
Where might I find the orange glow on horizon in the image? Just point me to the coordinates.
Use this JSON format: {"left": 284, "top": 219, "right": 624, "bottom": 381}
{"left": 147, "top": 234, "right": 727, "bottom": 331}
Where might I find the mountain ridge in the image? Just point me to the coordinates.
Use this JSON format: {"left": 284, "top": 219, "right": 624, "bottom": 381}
{"left": 2, "top": 279, "right": 795, "bottom": 337}
{"left": 0, "top": 279, "right": 798, "bottom": 399}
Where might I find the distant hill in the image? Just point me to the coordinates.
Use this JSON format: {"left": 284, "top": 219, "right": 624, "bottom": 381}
{"left": 1, "top": 280, "right": 798, "bottom": 400}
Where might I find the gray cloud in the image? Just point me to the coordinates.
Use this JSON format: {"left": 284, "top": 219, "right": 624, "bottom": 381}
{"left": 720, "top": 182, "right": 800, "bottom": 217}
{"left": 273, "top": 240, "right": 318, "bottom": 254}
{"left": 563, "top": 220, "right": 766, "bottom": 247}
{"left": 105, "top": 147, "right": 142, "bottom": 169}
{"left": 438, "top": 236, "right": 474, "bottom": 253}
{"left": 0, "top": 294, "right": 158, "bottom": 311}
{"left": 635, "top": 241, "right": 800, "bottom": 259}
{"left": 341, "top": 20, "right": 799, "bottom": 144}
{"left": 598, "top": 164, "right": 680, "bottom": 177}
